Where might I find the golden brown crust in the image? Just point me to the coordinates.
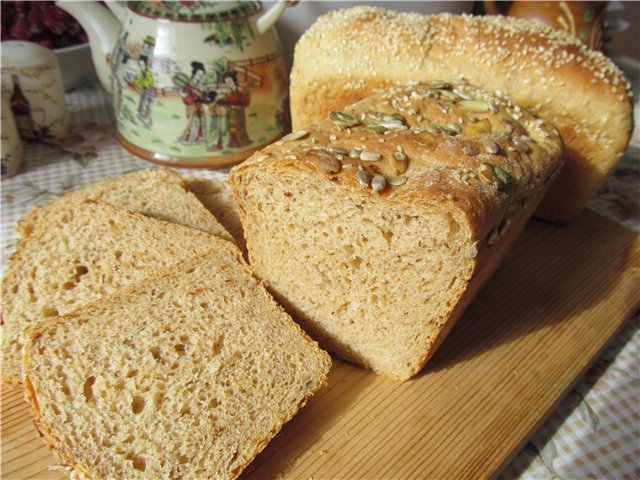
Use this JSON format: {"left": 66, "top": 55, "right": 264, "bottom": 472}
{"left": 290, "top": 8, "right": 633, "bottom": 222}
{"left": 236, "top": 81, "right": 563, "bottom": 244}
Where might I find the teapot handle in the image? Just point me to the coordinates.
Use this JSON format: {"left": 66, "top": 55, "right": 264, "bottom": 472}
{"left": 256, "top": 0, "right": 289, "bottom": 35}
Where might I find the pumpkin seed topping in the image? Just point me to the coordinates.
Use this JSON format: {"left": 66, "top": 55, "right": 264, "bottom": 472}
{"left": 440, "top": 89, "right": 462, "bottom": 101}
{"left": 306, "top": 150, "right": 341, "bottom": 174}
{"left": 327, "top": 146, "right": 349, "bottom": 155}
{"left": 360, "top": 150, "right": 382, "bottom": 162}
{"left": 427, "top": 80, "right": 452, "bottom": 89}
{"left": 371, "top": 174, "right": 387, "bottom": 192}
{"left": 514, "top": 137, "right": 530, "bottom": 153}
{"left": 415, "top": 130, "right": 437, "bottom": 149}
{"left": 364, "top": 124, "right": 389, "bottom": 134}
{"left": 483, "top": 137, "right": 500, "bottom": 154}
{"left": 458, "top": 99, "right": 490, "bottom": 112}
{"left": 427, "top": 124, "right": 458, "bottom": 136}
{"left": 387, "top": 175, "right": 408, "bottom": 186}
{"left": 281, "top": 130, "right": 309, "bottom": 142}
{"left": 356, "top": 169, "right": 370, "bottom": 187}
{"left": 478, "top": 162, "right": 511, "bottom": 191}
{"left": 330, "top": 111, "right": 359, "bottom": 127}
{"left": 463, "top": 118, "right": 492, "bottom": 136}
{"left": 349, "top": 148, "right": 361, "bottom": 158}
{"left": 390, "top": 151, "right": 409, "bottom": 175}
{"left": 453, "top": 88, "right": 474, "bottom": 100}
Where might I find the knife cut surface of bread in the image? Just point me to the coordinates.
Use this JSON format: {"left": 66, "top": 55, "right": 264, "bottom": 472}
{"left": 16, "top": 168, "right": 233, "bottom": 242}
{"left": 23, "top": 247, "right": 330, "bottom": 480}
{"left": 1, "top": 201, "right": 228, "bottom": 383}
{"left": 231, "top": 82, "right": 563, "bottom": 380}
{"left": 185, "top": 177, "right": 245, "bottom": 252}
{"left": 290, "top": 7, "right": 633, "bottom": 222}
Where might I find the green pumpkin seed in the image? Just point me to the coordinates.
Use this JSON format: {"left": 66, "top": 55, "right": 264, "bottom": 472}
{"left": 330, "top": 111, "right": 359, "bottom": 127}
{"left": 364, "top": 124, "right": 389, "bottom": 134}
{"left": 478, "top": 162, "right": 511, "bottom": 191}
{"left": 457, "top": 99, "right": 490, "bottom": 112}
{"left": 281, "top": 130, "right": 309, "bottom": 142}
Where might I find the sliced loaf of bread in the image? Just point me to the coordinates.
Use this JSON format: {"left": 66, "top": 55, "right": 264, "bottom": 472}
{"left": 16, "top": 168, "right": 233, "bottom": 242}
{"left": 231, "top": 81, "right": 563, "bottom": 380}
{"left": 23, "top": 247, "right": 330, "bottom": 480}
{"left": 184, "top": 177, "right": 245, "bottom": 252}
{"left": 1, "top": 201, "right": 227, "bottom": 383}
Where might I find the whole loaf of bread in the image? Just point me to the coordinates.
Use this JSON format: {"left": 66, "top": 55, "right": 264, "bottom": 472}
{"left": 290, "top": 7, "right": 633, "bottom": 223}
{"left": 231, "top": 81, "right": 563, "bottom": 380}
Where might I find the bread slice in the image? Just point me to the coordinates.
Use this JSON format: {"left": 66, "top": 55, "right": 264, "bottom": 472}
{"left": 23, "top": 247, "right": 330, "bottom": 480}
{"left": 1, "top": 201, "right": 230, "bottom": 384}
{"left": 185, "top": 177, "right": 245, "bottom": 253}
{"left": 289, "top": 7, "right": 634, "bottom": 222}
{"left": 16, "top": 168, "right": 233, "bottom": 243}
{"left": 231, "top": 81, "right": 563, "bottom": 380}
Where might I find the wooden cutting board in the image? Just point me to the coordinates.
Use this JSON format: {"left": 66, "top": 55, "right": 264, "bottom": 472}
{"left": 2, "top": 209, "right": 638, "bottom": 480}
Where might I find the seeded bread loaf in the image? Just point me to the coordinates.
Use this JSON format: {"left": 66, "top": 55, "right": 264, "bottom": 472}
{"left": 290, "top": 7, "right": 633, "bottom": 223}
{"left": 16, "top": 168, "right": 233, "bottom": 243}
{"left": 185, "top": 177, "right": 246, "bottom": 253}
{"left": 1, "top": 201, "right": 230, "bottom": 384}
{"left": 230, "top": 81, "right": 563, "bottom": 380}
{"left": 23, "top": 246, "right": 330, "bottom": 480}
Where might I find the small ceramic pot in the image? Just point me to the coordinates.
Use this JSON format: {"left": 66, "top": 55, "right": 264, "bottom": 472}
{"left": 484, "top": 1, "right": 608, "bottom": 50}
{"left": 1, "top": 41, "right": 70, "bottom": 141}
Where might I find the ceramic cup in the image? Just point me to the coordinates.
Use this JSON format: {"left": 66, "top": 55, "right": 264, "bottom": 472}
{"left": 1, "top": 90, "right": 24, "bottom": 178}
{"left": 1, "top": 41, "right": 70, "bottom": 141}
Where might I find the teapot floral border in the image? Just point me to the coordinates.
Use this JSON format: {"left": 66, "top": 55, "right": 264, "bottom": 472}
{"left": 127, "top": 1, "right": 262, "bottom": 23}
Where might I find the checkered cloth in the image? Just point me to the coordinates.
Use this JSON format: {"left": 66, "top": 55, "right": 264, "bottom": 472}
{"left": 2, "top": 73, "right": 638, "bottom": 479}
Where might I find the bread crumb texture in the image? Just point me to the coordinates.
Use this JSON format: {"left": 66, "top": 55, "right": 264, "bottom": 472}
{"left": 1, "top": 201, "right": 231, "bottom": 383}
{"left": 23, "top": 249, "right": 330, "bottom": 480}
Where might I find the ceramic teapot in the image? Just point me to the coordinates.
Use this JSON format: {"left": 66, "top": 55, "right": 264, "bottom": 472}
{"left": 57, "top": 1, "right": 291, "bottom": 168}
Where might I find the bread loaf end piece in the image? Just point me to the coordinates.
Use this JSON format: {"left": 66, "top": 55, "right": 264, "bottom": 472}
{"left": 16, "top": 168, "right": 234, "bottom": 242}
{"left": 290, "top": 7, "right": 633, "bottom": 222}
{"left": 1, "top": 201, "right": 229, "bottom": 384}
{"left": 231, "top": 82, "right": 563, "bottom": 380}
{"left": 23, "top": 246, "right": 330, "bottom": 480}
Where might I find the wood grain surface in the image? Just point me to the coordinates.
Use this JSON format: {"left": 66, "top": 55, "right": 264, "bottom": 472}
{"left": 2, "top": 209, "right": 638, "bottom": 480}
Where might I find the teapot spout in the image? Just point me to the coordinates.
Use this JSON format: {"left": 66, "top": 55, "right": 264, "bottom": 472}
{"left": 56, "top": 1, "right": 121, "bottom": 93}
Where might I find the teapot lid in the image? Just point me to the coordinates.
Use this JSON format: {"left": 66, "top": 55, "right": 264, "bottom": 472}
{"left": 128, "top": 1, "right": 262, "bottom": 22}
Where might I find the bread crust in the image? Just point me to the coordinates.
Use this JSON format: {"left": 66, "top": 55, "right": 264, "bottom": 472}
{"left": 231, "top": 81, "right": 563, "bottom": 379}
{"left": 290, "top": 7, "right": 633, "bottom": 222}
